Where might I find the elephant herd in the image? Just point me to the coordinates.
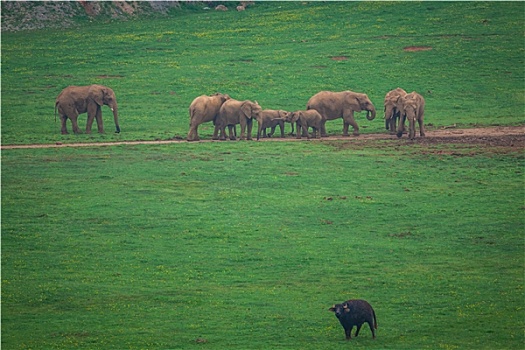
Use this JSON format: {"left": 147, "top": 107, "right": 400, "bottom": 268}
{"left": 54, "top": 85, "right": 425, "bottom": 140}
{"left": 186, "top": 88, "right": 425, "bottom": 141}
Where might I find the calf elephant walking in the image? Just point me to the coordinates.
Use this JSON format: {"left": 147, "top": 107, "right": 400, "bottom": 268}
{"left": 285, "top": 110, "right": 324, "bottom": 139}
{"left": 256, "top": 109, "right": 289, "bottom": 140}
{"left": 55, "top": 84, "right": 120, "bottom": 134}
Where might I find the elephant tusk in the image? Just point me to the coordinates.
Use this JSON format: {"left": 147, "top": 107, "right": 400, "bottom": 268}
{"left": 110, "top": 107, "right": 114, "bottom": 112}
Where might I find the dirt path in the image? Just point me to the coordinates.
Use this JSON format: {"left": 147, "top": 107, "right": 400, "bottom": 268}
{"left": 1, "top": 126, "right": 524, "bottom": 150}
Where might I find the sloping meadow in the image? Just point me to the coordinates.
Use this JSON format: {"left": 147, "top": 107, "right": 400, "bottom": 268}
{"left": 2, "top": 140, "right": 523, "bottom": 349}
{"left": 1, "top": 2, "right": 523, "bottom": 144}
{"left": 1, "top": 2, "right": 524, "bottom": 349}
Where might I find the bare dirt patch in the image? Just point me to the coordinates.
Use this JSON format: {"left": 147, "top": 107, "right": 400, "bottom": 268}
{"left": 330, "top": 56, "right": 348, "bottom": 61}
{"left": 404, "top": 46, "right": 432, "bottom": 52}
{"left": 2, "top": 126, "right": 523, "bottom": 151}
{"left": 324, "top": 126, "right": 524, "bottom": 156}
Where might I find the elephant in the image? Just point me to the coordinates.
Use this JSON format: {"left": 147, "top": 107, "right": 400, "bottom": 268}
{"left": 384, "top": 88, "right": 407, "bottom": 135}
{"left": 55, "top": 84, "right": 120, "bottom": 134}
{"left": 214, "top": 99, "right": 262, "bottom": 140}
{"left": 187, "top": 92, "right": 231, "bottom": 141}
{"left": 285, "top": 110, "right": 324, "bottom": 139}
{"left": 306, "top": 90, "right": 376, "bottom": 137}
{"left": 397, "top": 91, "right": 426, "bottom": 140}
{"left": 256, "top": 109, "right": 290, "bottom": 140}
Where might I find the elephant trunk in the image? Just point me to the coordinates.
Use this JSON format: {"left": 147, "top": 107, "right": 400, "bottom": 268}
{"left": 110, "top": 102, "right": 120, "bottom": 133}
{"left": 366, "top": 107, "right": 376, "bottom": 121}
{"left": 384, "top": 106, "right": 393, "bottom": 130}
{"left": 384, "top": 106, "right": 393, "bottom": 121}
{"left": 409, "top": 118, "right": 416, "bottom": 139}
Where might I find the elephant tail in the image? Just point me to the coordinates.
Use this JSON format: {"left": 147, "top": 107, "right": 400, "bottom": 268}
{"left": 54, "top": 101, "right": 58, "bottom": 123}
{"left": 189, "top": 105, "right": 197, "bottom": 126}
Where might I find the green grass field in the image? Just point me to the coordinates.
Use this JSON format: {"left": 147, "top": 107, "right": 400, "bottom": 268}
{"left": 1, "top": 2, "right": 523, "bottom": 144}
{"left": 2, "top": 2, "right": 524, "bottom": 349}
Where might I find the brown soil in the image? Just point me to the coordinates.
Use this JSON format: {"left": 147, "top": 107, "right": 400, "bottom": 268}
{"left": 404, "top": 46, "right": 433, "bottom": 52}
{"left": 2, "top": 126, "right": 523, "bottom": 150}
{"left": 330, "top": 56, "right": 348, "bottom": 61}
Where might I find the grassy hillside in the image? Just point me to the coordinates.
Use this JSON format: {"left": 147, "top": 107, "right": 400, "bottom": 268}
{"left": 2, "top": 141, "right": 523, "bottom": 349}
{"left": 1, "top": 1, "right": 523, "bottom": 145}
{"left": 1, "top": 2, "right": 524, "bottom": 349}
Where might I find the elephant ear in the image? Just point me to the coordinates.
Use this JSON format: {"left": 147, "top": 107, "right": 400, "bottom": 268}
{"left": 89, "top": 86, "right": 105, "bottom": 106}
{"left": 240, "top": 101, "right": 253, "bottom": 118}
{"left": 355, "top": 93, "right": 368, "bottom": 110}
{"left": 394, "top": 96, "right": 404, "bottom": 111}
{"left": 344, "top": 92, "right": 360, "bottom": 111}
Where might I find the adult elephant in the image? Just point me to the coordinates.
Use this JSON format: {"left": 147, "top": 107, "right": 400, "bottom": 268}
{"left": 214, "top": 99, "right": 262, "bottom": 140}
{"left": 306, "top": 90, "right": 376, "bottom": 137}
{"left": 55, "top": 84, "right": 120, "bottom": 134}
{"left": 384, "top": 88, "right": 407, "bottom": 135}
{"left": 187, "top": 92, "right": 231, "bottom": 141}
{"left": 397, "top": 91, "right": 426, "bottom": 140}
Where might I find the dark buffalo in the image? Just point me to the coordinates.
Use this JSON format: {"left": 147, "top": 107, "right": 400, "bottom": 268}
{"left": 329, "top": 299, "right": 377, "bottom": 340}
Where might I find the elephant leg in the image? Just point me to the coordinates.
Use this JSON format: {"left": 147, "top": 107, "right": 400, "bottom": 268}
{"left": 397, "top": 116, "right": 405, "bottom": 138}
{"left": 278, "top": 123, "right": 284, "bottom": 138}
{"left": 228, "top": 125, "right": 236, "bottom": 140}
{"left": 187, "top": 117, "right": 201, "bottom": 141}
{"left": 246, "top": 119, "right": 253, "bottom": 140}
{"left": 187, "top": 126, "right": 196, "bottom": 141}
{"left": 60, "top": 114, "right": 69, "bottom": 134}
{"left": 70, "top": 114, "right": 82, "bottom": 134}
{"left": 388, "top": 118, "right": 395, "bottom": 134}
{"left": 295, "top": 122, "right": 302, "bottom": 139}
{"left": 239, "top": 119, "right": 246, "bottom": 140}
{"left": 95, "top": 107, "right": 104, "bottom": 133}
{"left": 418, "top": 118, "right": 426, "bottom": 137}
{"left": 343, "top": 113, "right": 359, "bottom": 136}
{"left": 320, "top": 121, "right": 328, "bottom": 137}
{"left": 393, "top": 115, "right": 399, "bottom": 134}
{"left": 303, "top": 124, "right": 310, "bottom": 139}
{"left": 218, "top": 126, "right": 227, "bottom": 141}
{"left": 85, "top": 107, "right": 98, "bottom": 134}
{"left": 302, "top": 125, "right": 308, "bottom": 137}
{"left": 211, "top": 124, "right": 220, "bottom": 141}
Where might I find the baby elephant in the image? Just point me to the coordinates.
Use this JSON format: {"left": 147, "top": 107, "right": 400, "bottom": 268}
{"left": 285, "top": 110, "right": 324, "bottom": 139}
{"left": 256, "top": 109, "right": 289, "bottom": 140}
{"left": 329, "top": 299, "right": 377, "bottom": 340}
